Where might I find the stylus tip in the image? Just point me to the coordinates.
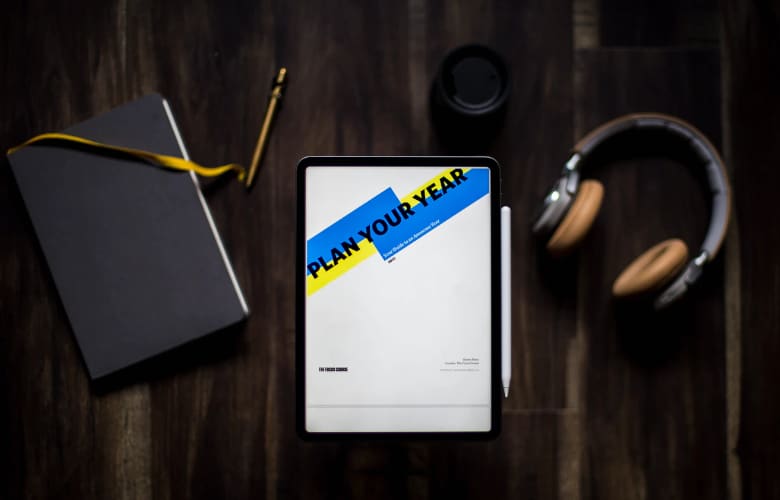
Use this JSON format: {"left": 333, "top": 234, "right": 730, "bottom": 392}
{"left": 503, "top": 387, "right": 509, "bottom": 398}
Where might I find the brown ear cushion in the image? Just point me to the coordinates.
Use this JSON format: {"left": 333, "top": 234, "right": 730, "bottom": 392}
{"left": 546, "top": 180, "right": 604, "bottom": 256}
{"left": 612, "top": 239, "right": 689, "bottom": 298}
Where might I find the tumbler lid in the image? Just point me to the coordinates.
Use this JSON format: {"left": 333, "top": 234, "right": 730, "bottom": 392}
{"left": 434, "top": 45, "right": 509, "bottom": 117}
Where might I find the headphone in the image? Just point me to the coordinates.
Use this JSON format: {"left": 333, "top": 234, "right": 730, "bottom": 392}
{"left": 532, "top": 113, "right": 731, "bottom": 309}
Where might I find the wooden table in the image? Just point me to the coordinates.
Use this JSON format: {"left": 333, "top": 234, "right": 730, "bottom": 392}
{"left": 1, "top": 1, "right": 778, "bottom": 498}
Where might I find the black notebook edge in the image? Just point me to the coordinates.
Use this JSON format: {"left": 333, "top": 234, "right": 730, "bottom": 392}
{"left": 160, "top": 98, "right": 249, "bottom": 316}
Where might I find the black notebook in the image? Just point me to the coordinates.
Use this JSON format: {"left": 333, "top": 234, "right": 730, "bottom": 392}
{"left": 7, "top": 94, "right": 249, "bottom": 379}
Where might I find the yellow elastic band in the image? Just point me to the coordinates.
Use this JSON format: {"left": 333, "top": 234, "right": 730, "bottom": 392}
{"left": 7, "top": 132, "right": 247, "bottom": 182}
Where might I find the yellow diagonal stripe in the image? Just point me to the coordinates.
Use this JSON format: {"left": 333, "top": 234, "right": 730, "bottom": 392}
{"left": 399, "top": 167, "right": 472, "bottom": 207}
{"left": 306, "top": 238, "right": 378, "bottom": 295}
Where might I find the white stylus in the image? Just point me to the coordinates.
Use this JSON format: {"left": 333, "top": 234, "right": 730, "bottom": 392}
{"left": 501, "top": 206, "right": 511, "bottom": 398}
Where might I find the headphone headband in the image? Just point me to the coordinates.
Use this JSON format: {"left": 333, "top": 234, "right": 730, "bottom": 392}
{"left": 563, "top": 113, "right": 731, "bottom": 262}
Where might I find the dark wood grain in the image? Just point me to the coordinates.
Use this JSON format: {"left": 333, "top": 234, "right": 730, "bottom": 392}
{"left": 723, "top": 1, "right": 780, "bottom": 499}
{"left": 599, "top": 0, "right": 719, "bottom": 47}
{"left": 0, "top": 0, "right": 778, "bottom": 498}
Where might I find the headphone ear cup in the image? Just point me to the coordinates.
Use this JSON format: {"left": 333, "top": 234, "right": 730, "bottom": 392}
{"left": 546, "top": 180, "right": 604, "bottom": 256}
{"left": 612, "top": 239, "right": 689, "bottom": 298}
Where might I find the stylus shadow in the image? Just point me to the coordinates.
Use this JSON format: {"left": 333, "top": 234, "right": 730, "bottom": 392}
{"left": 91, "top": 321, "right": 247, "bottom": 395}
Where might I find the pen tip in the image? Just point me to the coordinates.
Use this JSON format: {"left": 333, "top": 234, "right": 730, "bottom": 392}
{"left": 503, "top": 387, "right": 509, "bottom": 398}
{"left": 276, "top": 67, "right": 288, "bottom": 84}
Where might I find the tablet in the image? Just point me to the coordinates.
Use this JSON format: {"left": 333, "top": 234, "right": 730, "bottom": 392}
{"left": 297, "top": 156, "right": 501, "bottom": 438}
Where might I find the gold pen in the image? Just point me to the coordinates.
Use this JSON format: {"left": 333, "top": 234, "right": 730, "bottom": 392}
{"left": 246, "top": 67, "right": 288, "bottom": 189}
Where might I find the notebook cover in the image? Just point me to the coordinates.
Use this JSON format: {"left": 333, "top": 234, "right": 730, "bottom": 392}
{"left": 7, "top": 94, "right": 249, "bottom": 379}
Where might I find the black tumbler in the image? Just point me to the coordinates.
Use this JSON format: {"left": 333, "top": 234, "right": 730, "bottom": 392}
{"left": 431, "top": 44, "right": 510, "bottom": 153}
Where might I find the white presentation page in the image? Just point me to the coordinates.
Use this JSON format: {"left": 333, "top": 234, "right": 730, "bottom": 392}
{"left": 305, "top": 166, "right": 492, "bottom": 433}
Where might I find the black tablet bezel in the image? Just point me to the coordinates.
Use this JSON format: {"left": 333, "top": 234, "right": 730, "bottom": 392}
{"left": 296, "top": 156, "right": 502, "bottom": 440}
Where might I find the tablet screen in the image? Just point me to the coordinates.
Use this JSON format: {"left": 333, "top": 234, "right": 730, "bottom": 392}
{"left": 302, "top": 162, "right": 495, "bottom": 434}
